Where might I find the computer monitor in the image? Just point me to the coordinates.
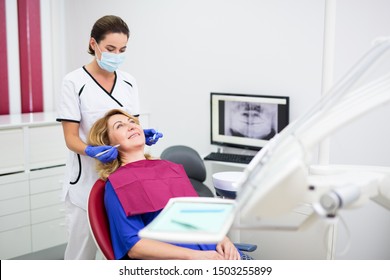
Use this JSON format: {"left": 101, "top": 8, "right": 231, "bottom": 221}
{"left": 210, "top": 92, "right": 289, "bottom": 151}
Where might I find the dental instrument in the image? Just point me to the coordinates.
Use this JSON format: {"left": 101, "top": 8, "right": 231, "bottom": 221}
{"left": 152, "top": 131, "right": 159, "bottom": 142}
{"left": 94, "top": 144, "right": 120, "bottom": 157}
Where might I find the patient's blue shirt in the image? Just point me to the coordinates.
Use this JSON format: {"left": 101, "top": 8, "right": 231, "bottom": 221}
{"left": 104, "top": 181, "right": 221, "bottom": 259}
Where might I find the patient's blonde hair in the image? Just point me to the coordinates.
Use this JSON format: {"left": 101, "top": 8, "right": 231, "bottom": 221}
{"left": 88, "top": 108, "right": 152, "bottom": 180}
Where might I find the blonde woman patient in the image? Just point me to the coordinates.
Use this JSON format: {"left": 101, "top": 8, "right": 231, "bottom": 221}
{"left": 88, "top": 108, "right": 245, "bottom": 260}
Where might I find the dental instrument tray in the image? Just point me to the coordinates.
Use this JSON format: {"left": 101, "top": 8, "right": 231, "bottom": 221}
{"left": 138, "top": 197, "right": 237, "bottom": 243}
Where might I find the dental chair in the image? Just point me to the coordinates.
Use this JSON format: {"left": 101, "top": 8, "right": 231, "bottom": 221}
{"left": 160, "top": 145, "right": 214, "bottom": 197}
{"left": 88, "top": 178, "right": 256, "bottom": 260}
{"left": 87, "top": 179, "right": 115, "bottom": 260}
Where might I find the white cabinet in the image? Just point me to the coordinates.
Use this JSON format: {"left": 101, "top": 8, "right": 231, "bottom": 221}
{"left": 0, "top": 129, "right": 24, "bottom": 173}
{"left": 29, "top": 125, "right": 67, "bottom": 169}
{"left": 0, "top": 227, "right": 31, "bottom": 259}
{"left": 0, "top": 113, "right": 68, "bottom": 259}
{"left": 0, "top": 172, "right": 31, "bottom": 259}
{"left": 29, "top": 166, "right": 67, "bottom": 253}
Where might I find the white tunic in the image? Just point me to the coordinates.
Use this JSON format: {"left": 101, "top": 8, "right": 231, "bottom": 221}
{"left": 56, "top": 66, "right": 140, "bottom": 210}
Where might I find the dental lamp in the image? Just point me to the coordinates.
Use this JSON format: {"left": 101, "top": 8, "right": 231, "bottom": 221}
{"left": 139, "top": 38, "right": 390, "bottom": 244}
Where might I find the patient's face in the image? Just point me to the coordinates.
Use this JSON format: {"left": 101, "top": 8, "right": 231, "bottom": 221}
{"left": 107, "top": 114, "right": 145, "bottom": 150}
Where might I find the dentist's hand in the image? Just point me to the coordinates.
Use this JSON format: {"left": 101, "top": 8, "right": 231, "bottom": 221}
{"left": 85, "top": 145, "right": 119, "bottom": 163}
{"left": 144, "top": 129, "right": 163, "bottom": 146}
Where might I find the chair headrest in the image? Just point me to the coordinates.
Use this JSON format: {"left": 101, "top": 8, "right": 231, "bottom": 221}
{"left": 160, "top": 145, "right": 206, "bottom": 182}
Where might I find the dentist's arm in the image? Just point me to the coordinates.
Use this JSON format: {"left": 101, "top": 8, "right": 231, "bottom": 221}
{"left": 61, "top": 121, "right": 87, "bottom": 155}
{"left": 61, "top": 121, "right": 118, "bottom": 163}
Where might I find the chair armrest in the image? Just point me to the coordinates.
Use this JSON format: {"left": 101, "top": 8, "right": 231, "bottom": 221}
{"left": 234, "top": 243, "right": 257, "bottom": 252}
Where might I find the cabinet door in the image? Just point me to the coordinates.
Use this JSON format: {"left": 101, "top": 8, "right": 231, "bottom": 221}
{"left": 31, "top": 218, "right": 67, "bottom": 252}
{"left": 30, "top": 190, "right": 62, "bottom": 209}
{"left": 29, "top": 166, "right": 65, "bottom": 194}
{"left": 0, "top": 172, "right": 29, "bottom": 201}
{"left": 0, "top": 129, "right": 24, "bottom": 173}
{"left": 31, "top": 204, "right": 65, "bottom": 224}
{"left": 29, "top": 166, "right": 67, "bottom": 253}
{"left": 29, "top": 125, "right": 67, "bottom": 170}
{"left": 0, "top": 227, "right": 31, "bottom": 259}
{"left": 0, "top": 212, "right": 30, "bottom": 232}
{"left": 0, "top": 172, "right": 31, "bottom": 259}
{"left": 0, "top": 196, "right": 30, "bottom": 216}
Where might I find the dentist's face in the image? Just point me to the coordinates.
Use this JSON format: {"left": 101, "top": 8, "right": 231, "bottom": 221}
{"left": 228, "top": 101, "right": 277, "bottom": 139}
{"left": 107, "top": 114, "right": 145, "bottom": 150}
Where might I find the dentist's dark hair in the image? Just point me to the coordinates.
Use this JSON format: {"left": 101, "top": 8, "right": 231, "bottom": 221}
{"left": 88, "top": 15, "right": 130, "bottom": 55}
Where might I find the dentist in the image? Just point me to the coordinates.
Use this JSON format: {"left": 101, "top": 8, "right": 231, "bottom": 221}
{"left": 56, "top": 15, "right": 162, "bottom": 259}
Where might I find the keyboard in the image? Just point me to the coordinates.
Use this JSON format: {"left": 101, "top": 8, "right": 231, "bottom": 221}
{"left": 204, "top": 152, "right": 254, "bottom": 164}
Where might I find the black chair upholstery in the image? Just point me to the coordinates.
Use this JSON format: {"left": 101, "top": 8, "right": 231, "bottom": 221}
{"left": 160, "top": 145, "right": 214, "bottom": 197}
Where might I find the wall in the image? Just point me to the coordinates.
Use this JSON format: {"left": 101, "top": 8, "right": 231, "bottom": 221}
{"left": 61, "top": 0, "right": 325, "bottom": 157}
{"left": 331, "top": 0, "right": 390, "bottom": 166}
{"left": 328, "top": 0, "right": 390, "bottom": 260}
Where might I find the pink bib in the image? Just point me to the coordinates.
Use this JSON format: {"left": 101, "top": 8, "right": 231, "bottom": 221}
{"left": 108, "top": 160, "right": 198, "bottom": 216}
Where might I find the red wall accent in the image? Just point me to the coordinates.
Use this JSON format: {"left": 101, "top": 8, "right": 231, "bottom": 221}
{"left": 18, "top": 0, "right": 43, "bottom": 113}
{"left": 0, "top": 0, "right": 10, "bottom": 115}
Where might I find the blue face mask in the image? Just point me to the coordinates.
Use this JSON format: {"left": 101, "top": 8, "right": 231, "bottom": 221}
{"left": 95, "top": 43, "right": 125, "bottom": 72}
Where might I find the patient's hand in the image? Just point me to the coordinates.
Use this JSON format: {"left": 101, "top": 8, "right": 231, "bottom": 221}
{"left": 190, "top": 250, "right": 225, "bottom": 260}
{"left": 216, "top": 237, "right": 241, "bottom": 260}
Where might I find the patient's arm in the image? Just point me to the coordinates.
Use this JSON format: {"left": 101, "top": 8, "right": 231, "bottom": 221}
{"left": 128, "top": 239, "right": 225, "bottom": 260}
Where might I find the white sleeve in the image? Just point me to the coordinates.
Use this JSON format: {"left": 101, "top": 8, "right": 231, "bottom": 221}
{"left": 56, "top": 75, "right": 81, "bottom": 122}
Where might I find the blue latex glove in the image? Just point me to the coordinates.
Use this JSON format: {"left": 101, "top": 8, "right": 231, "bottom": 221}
{"left": 144, "top": 129, "right": 163, "bottom": 146}
{"left": 85, "top": 145, "right": 119, "bottom": 163}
